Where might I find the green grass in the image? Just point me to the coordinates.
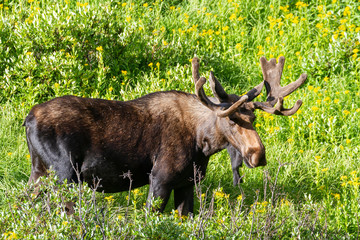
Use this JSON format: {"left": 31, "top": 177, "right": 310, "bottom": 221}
{"left": 1, "top": 0, "right": 360, "bottom": 238}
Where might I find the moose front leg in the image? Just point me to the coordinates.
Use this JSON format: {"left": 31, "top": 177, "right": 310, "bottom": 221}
{"left": 146, "top": 173, "right": 171, "bottom": 212}
{"left": 174, "top": 185, "right": 194, "bottom": 216}
{"left": 227, "top": 146, "right": 244, "bottom": 185}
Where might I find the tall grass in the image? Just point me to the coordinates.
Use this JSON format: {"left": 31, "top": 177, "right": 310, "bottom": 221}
{"left": 1, "top": 0, "right": 360, "bottom": 238}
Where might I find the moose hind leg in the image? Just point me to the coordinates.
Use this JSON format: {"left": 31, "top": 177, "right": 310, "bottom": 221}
{"left": 174, "top": 185, "right": 194, "bottom": 216}
{"left": 28, "top": 151, "right": 48, "bottom": 186}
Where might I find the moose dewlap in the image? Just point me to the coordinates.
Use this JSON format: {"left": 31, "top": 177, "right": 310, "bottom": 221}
{"left": 24, "top": 56, "right": 306, "bottom": 215}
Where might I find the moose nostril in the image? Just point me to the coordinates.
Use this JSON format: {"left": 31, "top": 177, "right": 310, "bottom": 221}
{"left": 257, "top": 155, "right": 267, "bottom": 166}
{"left": 248, "top": 148, "right": 266, "bottom": 167}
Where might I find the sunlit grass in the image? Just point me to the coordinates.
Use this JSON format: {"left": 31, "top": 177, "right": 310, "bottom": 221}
{"left": 1, "top": 0, "right": 360, "bottom": 238}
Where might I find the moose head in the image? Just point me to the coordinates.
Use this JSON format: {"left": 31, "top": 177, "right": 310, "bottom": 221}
{"left": 192, "top": 56, "right": 307, "bottom": 170}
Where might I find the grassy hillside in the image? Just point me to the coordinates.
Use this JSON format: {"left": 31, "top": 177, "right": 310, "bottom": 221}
{"left": 1, "top": 0, "right": 359, "bottom": 238}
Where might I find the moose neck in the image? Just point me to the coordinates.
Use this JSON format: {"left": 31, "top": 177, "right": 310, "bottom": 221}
{"left": 191, "top": 102, "right": 228, "bottom": 157}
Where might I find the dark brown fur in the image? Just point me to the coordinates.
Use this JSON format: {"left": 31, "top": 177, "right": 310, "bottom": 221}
{"left": 24, "top": 56, "right": 306, "bottom": 215}
{"left": 25, "top": 91, "right": 264, "bottom": 215}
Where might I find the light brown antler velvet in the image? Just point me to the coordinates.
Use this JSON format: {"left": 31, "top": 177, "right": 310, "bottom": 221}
{"left": 192, "top": 57, "right": 200, "bottom": 84}
{"left": 252, "top": 56, "right": 307, "bottom": 116}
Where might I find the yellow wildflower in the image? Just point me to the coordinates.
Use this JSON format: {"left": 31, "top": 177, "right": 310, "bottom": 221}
{"left": 311, "top": 106, "right": 319, "bottom": 112}
{"left": 4, "top": 231, "right": 18, "bottom": 239}
{"left": 292, "top": 17, "right": 299, "bottom": 24}
{"left": 105, "top": 195, "right": 114, "bottom": 202}
{"left": 214, "top": 190, "right": 225, "bottom": 199}
{"left": 235, "top": 43, "right": 242, "bottom": 51}
{"left": 279, "top": 5, "right": 289, "bottom": 12}
{"left": 343, "top": 6, "right": 351, "bottom": 16}
{"left": 343, "top": 110, "right": 350, "bottom": 116}
{"left": 296, "top": 1, "right": 308, "bottom": 9}
{"left": 332, "top": 193, "right": 340, "bottom": 200}
{"left": 229, "top": 14, "right": 236, "bottom": 21}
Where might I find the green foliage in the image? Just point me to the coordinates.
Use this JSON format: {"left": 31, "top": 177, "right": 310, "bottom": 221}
{"left": 1, "top": 0, "right": 360, "bottom": 238}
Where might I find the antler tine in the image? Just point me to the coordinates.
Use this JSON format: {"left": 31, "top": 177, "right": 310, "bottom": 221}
{"left": 245, "top": 81, "right": 264, "bottom": 101}
{"left": 193, "top": 58, "right": 249, "bottom": 118}
{"left": 217, "top": 95, "right": 248, "bottom": 117}
{"left": 192, "top": 57, "right": 200, "bottom": 84}
{"left": 260, "top": 56, "right": 307, "bottom": 106}
{"left": 209, "top": 71, "right": 229, "bottom": 102}
{"left": 195, "top": 77, "right": 219, "bottom": 109}
{"left": 253, "top": 56, "right": 307, "bottom": 116}
{"left": 195, "top": 76, "right": 248, "bottom": 118}
{"left": 252, "top": 98, "right": 303, "bottom": 116}
{"left": 281, "top": 73, "right": 307, "bottom": 97}
{"left": 260, "top": 56, "right": 285, "bottom": 106}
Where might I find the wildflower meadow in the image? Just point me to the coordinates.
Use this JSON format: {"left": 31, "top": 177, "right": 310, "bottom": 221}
{"left": 0, "top": 0, "right": 360, "bottom": 238}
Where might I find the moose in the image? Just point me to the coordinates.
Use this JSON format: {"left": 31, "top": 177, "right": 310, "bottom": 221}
{"left": 24, "top": 56, "right": 306, "bottom": 215}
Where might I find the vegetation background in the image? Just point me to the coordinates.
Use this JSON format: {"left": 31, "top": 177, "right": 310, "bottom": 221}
{"left": 0, "top": 0, "right": 359, "bottom": 238}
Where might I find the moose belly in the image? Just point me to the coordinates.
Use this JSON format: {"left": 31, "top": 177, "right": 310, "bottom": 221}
{"left": 80, "top": 156, "right": 152, "bottom": 193}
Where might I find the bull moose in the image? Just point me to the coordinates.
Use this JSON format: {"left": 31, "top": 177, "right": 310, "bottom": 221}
{"left": 24, "top": 56, "right": 306, "bottom": 215}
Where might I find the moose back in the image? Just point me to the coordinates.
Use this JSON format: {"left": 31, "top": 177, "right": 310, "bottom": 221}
{"left": 24, "top": 56, "right": 306, "bottom": 215}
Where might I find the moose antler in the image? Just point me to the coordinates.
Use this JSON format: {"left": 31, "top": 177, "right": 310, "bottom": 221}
{"left": 195, "top": 77, "right": 248, "bottom": 117}
{"left": 192, "top": 57, "right": 200, "bottom": 84}
{"left": 192, "top": 57, "right": 248, "bottom": 117}
{"left": 209, "top": 71, "right": 264, "bottom": 103}
{"left": 208, "top": 71, "right": 230, "bottom": 102}
{"left": 192, "top": 56, "right": 306, "bottom": 117}
{"left": 250, "top": 56, "right": 307, "bottom": 116}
